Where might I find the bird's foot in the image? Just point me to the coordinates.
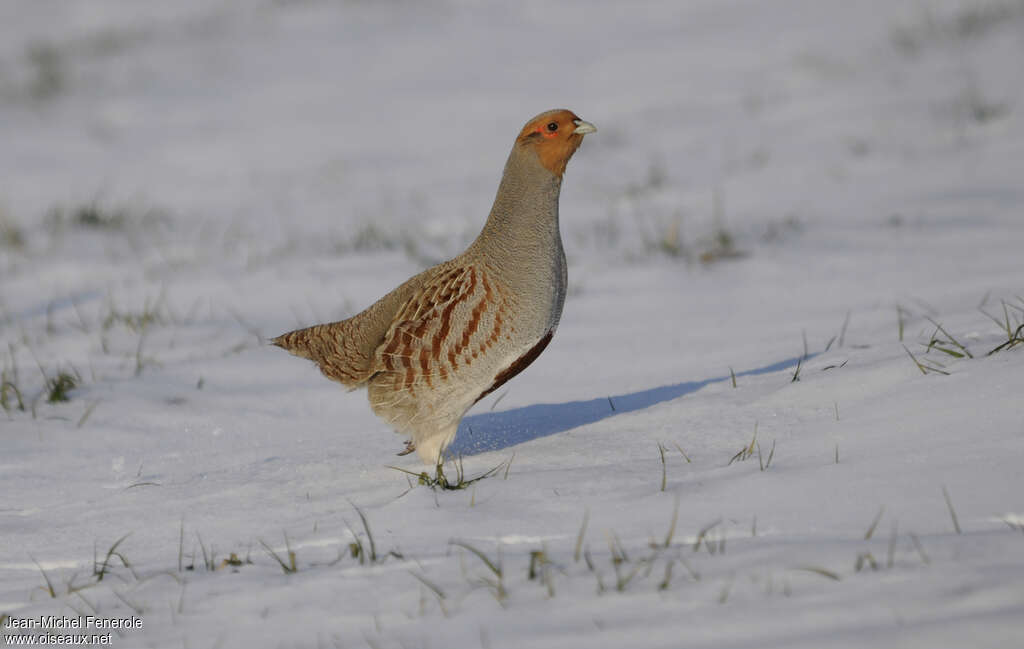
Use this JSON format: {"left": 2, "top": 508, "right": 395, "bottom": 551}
{"left": 396, "top": 440, "right": 416, "bottom": 456}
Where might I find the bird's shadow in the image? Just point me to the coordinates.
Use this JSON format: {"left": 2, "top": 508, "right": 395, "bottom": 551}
{"left": 448, "top": 355, "right": 805, "bottom": 457}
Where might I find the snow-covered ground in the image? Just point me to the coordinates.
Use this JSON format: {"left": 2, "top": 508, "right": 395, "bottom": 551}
{"left": 2, "top": 1, "right": 1023, "bottom": 647}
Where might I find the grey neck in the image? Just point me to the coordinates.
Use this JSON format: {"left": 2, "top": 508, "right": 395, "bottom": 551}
{"left": 472, "top": 146, "right": 564, "bottom": 274}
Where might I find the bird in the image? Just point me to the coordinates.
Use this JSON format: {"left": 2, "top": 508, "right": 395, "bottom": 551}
{"left": 272, "top": 109, "right": 596, "bottom": 465}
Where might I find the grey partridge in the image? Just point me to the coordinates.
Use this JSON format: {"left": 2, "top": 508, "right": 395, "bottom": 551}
{"left": 273, "top": 109, "right": 596, "bottom": 464}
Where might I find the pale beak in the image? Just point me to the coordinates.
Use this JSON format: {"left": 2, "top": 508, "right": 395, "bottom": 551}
{"left": 572, "top": 119, "right": 597, "bottom": 135}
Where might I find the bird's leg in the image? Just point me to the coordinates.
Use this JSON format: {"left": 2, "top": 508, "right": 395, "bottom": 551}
{"left": 396, "top": 439, "right": 416, "bottom": 456}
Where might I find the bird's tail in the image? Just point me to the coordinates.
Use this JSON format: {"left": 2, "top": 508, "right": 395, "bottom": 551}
{"left": 271, "top": 322, "right": 369, "bottom": 388}
{"left": 272, "top": 321, "right": 335, "bottom": 356}
{"left": 271, "top": 325, "right": 320, "bottom": 360}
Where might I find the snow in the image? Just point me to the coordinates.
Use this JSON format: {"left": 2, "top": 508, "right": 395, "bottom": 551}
{"left": 2, "top": 0, "right": 1023, "bottom": 647}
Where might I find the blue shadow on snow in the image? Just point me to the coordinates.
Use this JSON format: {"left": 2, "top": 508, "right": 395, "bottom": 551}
{"left": 448, "top": 355, "right": 806, "bottom": 457}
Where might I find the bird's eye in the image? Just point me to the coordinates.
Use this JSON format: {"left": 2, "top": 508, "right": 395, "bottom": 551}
{"left": 546, "top": 122, "right": 559, "bottom": 132}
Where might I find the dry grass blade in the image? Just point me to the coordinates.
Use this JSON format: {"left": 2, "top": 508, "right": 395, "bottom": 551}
{"left": 352, "top": 504, "right": 377, "bottom": 562}
{"left": 887, "top": 521, "right": 898, "bottom": 569}
{"left": 663, "top": 495, "right": 680, "bottom": 548}
{"left": 909, "top": 532, "right": 930, "bottom": 565}
{"left": 790, "top": 355, "right": 803, "bottom": 382}
{"left": 76, "top": 400, "right": 100, "bottom": 428}
{"left": 409, "top": 571, "right": 445, "bottom": 600}
{"left": 793, "top": 565, "right": 841, "bottom": 581}
{"left": 177, "top": 519, "right": 184, "bottom": 573}
{"left": 838, "top": 311, "right": 851, "bottom": 347}
{"left": 614, "top": 560, "right": 643, "bottom": 592}
{"left": 757, "top": 440, "right": 776, "bottom": 471}
{"left": 574, "top": 509, "right": 589, "bottom": 563}
{"left": 607, "top": 531, "right": 629, "bottom": 564}
{"left": 489, "top": 389, "right": 509, "bottom": 411}
{"left": 864, "top": 506, "right": 885, "bottom": 540}
{"left": 1, "top": 348, "right": 26, "bottom": 413}
{"left": 259, "top": 536, "right": 297, "bottom": 574}
{"left": 658, "top": 442, "right": 667, "bottom": 491}
{"left": 196, "top": 533, "right": 214, "bottom": 571}
{"left": 978, "top": 305, "right": 1010, "bottom": 336}
{"left": 387, "top": 455, "right": 509, "bottom": 491}
{"left": 659, "top": 560, "right": 675, "bottom": 591}
{"left": 902, "top": 344, "right": 949, "bottom": 375}
{"left": 94, "top": 533, "right": 132, "bottom": 581}
{"left": 925, "top": 317, "right": 973, "bottom": 358}
{"left": 942, "top": 485, "right": 962, "bottom": 534}
{"left": 450, "top": 540, "right": 502, "bottom": 578}
{"left": 30, "top": 555, "right": 57, "bottom": 597}
{"left": 728, "top": 422, "right": 758, "bottom": 465}
{"left": 987, "top": 323, "right": 1024, "bottom": 355}
{"left": 583, "top": 547, "right": 605, "bottom": 593}
{"left": 692, "top": 519, "right": 722, "bottom": 552}
{"left": 854, "top": 551, "right": 878, "bottom": 572}
{"left": 110, "top": 588, "right": 144, "bottom": 616}
{"left": 673, "top": 442, "right": 692, "bottom": 463}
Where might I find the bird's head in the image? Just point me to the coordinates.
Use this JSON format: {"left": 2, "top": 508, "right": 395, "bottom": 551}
{"left": 515, "top": 109, "right": 596, "bottom": 178}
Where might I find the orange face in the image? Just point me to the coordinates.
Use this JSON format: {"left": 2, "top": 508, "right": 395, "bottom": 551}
{"left": 516, "top": 109, "right": 596, "bottom": 177}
